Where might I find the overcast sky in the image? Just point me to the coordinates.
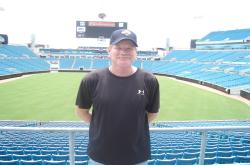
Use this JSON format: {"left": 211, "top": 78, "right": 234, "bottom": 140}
{"left": 1, "top": 0, "right": 250, "bottom": 49}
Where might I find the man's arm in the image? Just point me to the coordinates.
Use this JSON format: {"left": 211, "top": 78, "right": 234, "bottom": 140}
{"left": 148, "top": 112, "right": 158, "bottom": 123}
{"left": 75, "top": 106, "right": 92, "bottom": 124}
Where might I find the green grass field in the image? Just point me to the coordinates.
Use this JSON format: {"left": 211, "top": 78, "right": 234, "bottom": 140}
{"left": 0, "top": 72, "right": 249, "bottom": 121}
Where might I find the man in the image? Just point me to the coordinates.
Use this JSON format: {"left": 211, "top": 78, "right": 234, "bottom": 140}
{"left": 75, "top": 29, "right": 160, "bottom": 165}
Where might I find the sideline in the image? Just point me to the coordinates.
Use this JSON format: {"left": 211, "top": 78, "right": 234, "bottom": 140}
{"left": 166, "top": 77, "right": 250, "bottom": 106}
{"left": 0, "top": 75, "right": 32, "bottom": 84}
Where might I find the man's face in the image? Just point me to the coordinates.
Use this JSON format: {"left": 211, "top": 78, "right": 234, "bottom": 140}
{"left": 108, "top": 40, "right": 137, "bottom": 68}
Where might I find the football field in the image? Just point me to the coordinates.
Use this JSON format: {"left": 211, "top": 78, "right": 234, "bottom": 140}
{"left": 0, "top": 72, "right": 249, "bottom": 121}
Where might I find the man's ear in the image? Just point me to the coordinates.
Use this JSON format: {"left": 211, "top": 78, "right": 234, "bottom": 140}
{"left": 107, "top": 45, "right": 111, "bottom": 53}
{"left": 107, "top": 46, "right": 111, "bottom": 58}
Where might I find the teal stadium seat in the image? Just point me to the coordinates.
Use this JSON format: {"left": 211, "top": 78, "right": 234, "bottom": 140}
{"left": 41, "top": 149, "right": 58, "bottom": 155}
{"left": 43, "top": 160, "right": 66, "bottom": 165}
{"left": 12, "top": 154, "right": 32, "bottom": 161}
{"left": 216, "top": 156, "right": 235, "bottom": 164}
{"left": 183, "top": 152, "right": 199, "bottom": 159}
{"left": 32, "top": 154, "right": 52, "bottom": 161}
{"left": 203, "top": 157, "right": 216, "bottom": 165}
{"left": 0, "top": 150, "right": 6, "bottom": 155}
{"left": 217, "top": 146, "right": 232, "bottom": 151}
{"left": 19, "top": 160, "right": 43, "bottom": 165}
{"left": 233, "top": 150, "right": 248, "bottom": 156}
{"left": 235, "top": 155, "right": 250, "bottom": 163}
{"left": 74, "top": 160, "right": 88, "bottom": 165}
{"left": 176, "top": 158, "right": 197, "bottom": 165}
{"left": 151, "top": 153, "right": 165, "bottom": 160}
{"left": 52, "top": 154, "right": 69, "bottom": 161}
{"left": 75, "top": 154, "right": 89, "bottom": 161}
{"left": 0, "top": 160, "right": 19, "bottom": 165}
{"left": 165, "top": 152, "right": 182, "bottom": 159}
{"left": 0, "top": 154, "right": 12, "bottom": 161}
{"left": 155, "top": 159, "right": 176, "bottom": 165}
{"left": 157, "top": 148, "right": 172, "bottom": 154}
{"left": 172, "top": 148, "right": 185, "bottom": 153}
{"left": 6, "top": 149, "right": 24, "bottom": 155}
{"left": 216, "top": 150, "right": 233, "bottom": 157}
{"left": 148, "top": 159, "right": 155, "bottom": 165}
{"left": 75, "top": 150, "right": 87, "bottom": 155}
{"left": 57, "top": 150, "right": 69, "bottom": 155}
{"left": 205, "top": 151, "right": 216, "bottom": 158}
{"left": 23, "top": 149, "right": 41, "bottom": 155}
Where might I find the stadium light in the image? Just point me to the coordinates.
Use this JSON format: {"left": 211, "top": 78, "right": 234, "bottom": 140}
{"left": 98, "top": 12, "right": 106, "bottom": 20}
{"left": 0, "top": 6, "right": 4, "bottom": 11}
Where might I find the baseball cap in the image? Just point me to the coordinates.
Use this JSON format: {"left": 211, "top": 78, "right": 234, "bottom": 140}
{"left": 110, "top": 29, "right": 138, "bottom": 47}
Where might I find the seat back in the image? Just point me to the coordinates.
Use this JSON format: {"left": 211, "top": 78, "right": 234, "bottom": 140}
{"left": 148, "top": 159, "right": 155, "bottom": 165}
{"left": 233, "top": 150, "right": 248, "bottom": 156}
{"left": 23, "top": 149, "right": 41, "bottom": 155}
{"left": 74, "top": 160, "right": 88, "bottom": 165}
{"left": 203, "top": 157, "right": 216, "bottom": 165}
{"left": 75, "top": 155, "right": 89, "bottom": 161}
{"left": 165, "top": 153, "right": 182, "bottom": 159}
{"left": 155, "top": 159, "right": 176, "bottom": 165}
{"left": 0, "top": 160, "right": 19, "bottom": 165}
{"left": 0, "top": 154, "right": 12, "bottom": 161}
{"left": 52, "top": 154, "right": 69, "bottom": 161}
{"left": 19, "top": 160, "right": 43, "bottom": 165}
{"left": 176, "top": 158, "right": 197, "bottom": 165}
{"left": 205, "top": 151, "right": 216, "bottom": 158}
{"left": 235, "top": 155, "right": 250, "bottom": 163}
{"left": 183, "top": 152, "right": 199, "bottom": 159}
{"left": 6, "top": 149, "right": 24, "bottom": 155}
{"left": 12, "top": 154, "right": 32, "bottom": 161}
{"left": 216, "top": 156, "right": 235, "bottom": 164}
{"left": 32, "top": 154, "right": 52, "bottom": 161}
{"left": 151, "top": 153, "right": 165, "bottom": 160}
{"left": 43, "top": 160, "right": 67, "bottom": 165}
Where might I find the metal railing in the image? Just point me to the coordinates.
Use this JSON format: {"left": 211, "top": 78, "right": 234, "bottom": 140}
{"left": 1, "top": 126, "right": 250, "bottom": 165}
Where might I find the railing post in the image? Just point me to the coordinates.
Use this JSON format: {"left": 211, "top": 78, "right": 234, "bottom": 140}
{"left": 199, "top": 131, "right": 207, "bottom": 165}
{"left": 69, "top": 132, "right": 75, "bottom": 165}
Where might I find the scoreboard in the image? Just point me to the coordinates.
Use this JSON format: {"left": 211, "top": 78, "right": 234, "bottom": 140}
{"left": 76, "top": 21, "right": 127, "bottom": 39}
{"left": 0, "top": 34, "right": 8, "bottom": 44}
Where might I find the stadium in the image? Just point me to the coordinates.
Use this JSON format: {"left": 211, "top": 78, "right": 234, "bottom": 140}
{"left": 1, "top": 10, "right": 250, "bottom": 165}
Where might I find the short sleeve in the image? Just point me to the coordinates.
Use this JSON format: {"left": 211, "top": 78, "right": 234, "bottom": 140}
{"left": 75, "top": 73, "right": 98, "bottom": 109}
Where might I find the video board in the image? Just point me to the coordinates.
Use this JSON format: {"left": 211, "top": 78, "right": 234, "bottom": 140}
{"left": 0, "top": 34, "right": 8, "bottom": 44}
{"left": 76, "top": 21, "right": 127, "bottom": 39}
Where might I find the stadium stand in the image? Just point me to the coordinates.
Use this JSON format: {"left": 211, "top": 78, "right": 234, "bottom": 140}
{"left": 1, "top": 120, "right": 250, "bottom": 164}
{"left": 0, "top": 44, "right": 49, "bottom": 78}
{"left": 196, "top": 28, "right": 250, "bottom": 50}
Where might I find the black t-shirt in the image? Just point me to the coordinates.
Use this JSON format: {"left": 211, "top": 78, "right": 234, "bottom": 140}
{"left": 76, "top": 68, "right": 160, "bottom": 165}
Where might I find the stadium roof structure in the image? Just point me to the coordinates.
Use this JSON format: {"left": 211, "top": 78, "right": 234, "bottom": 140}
{"left": 197, "top": 28, "right": 250, "bottom": 44}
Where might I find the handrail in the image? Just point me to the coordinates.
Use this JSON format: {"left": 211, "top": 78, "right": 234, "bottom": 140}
{"left": 2, "top": 125, "right": 250, "bottom": 132}
{"left": 1, "top": 125, "right": 250, "bottom": 165}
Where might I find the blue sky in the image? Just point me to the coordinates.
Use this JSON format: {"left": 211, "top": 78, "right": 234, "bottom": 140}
{"left": 1, "top": 0, "right": 250, "bottom": 49}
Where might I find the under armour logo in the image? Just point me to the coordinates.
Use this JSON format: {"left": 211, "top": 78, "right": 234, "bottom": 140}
{"left": 137, "top": 89, "right": 145, "bottom": 95}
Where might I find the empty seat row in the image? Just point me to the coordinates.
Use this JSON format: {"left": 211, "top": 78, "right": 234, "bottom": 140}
{"left": 0, "top": 160, "right": 88, "bottom": 165}
{"left": 0, "top": 154, "right": 89, "bottom": 161}
{"left": 148, "top": 155, "right": 250, "bottom": 165}
{"left": 0, "top": 149, "right": 87, "bottom": 156}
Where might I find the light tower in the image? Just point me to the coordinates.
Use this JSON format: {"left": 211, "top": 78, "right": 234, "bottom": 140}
{"left": 98, "top": 13, "right": 106, "bottom": 20}
{"left": 97, "top": 12, "right": 107, "bottom": 46}
{"left": 0, "top": 6, "right": 4, "bottom": 11}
